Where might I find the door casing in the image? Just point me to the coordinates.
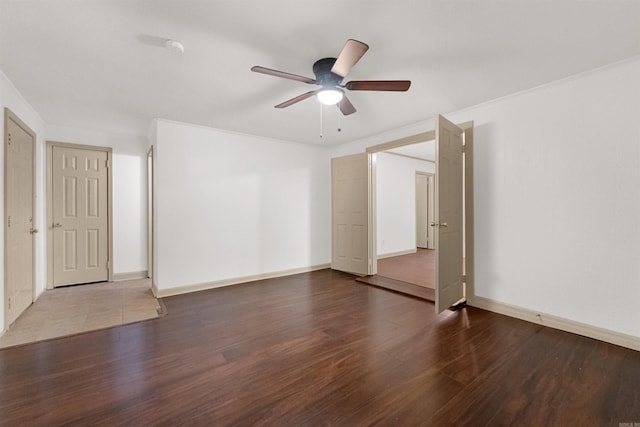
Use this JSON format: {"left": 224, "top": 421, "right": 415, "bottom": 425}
{"left": 147, "top": 145, "right": 154, "bottom": 283}
{"left": 46, "top": 141, "right": 113, "bottom": 288}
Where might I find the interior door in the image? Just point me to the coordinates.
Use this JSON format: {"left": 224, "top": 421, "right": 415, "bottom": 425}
{"left": 435, "top": 114, "right": 464, "bottom": 313}
{"left": 331, "top": 153, "right": 371, "bottom": 275}
{"left": 4, "top": 109, "right": 36, "bottom": 325}
{"left": 52, "top": 146, "right": 109, "bottom": 286}
{"left": 416, "top": 173, "right": 429, "bottom": 248}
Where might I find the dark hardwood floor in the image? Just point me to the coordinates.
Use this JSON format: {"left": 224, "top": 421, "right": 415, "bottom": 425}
{"left": 1, "top": 269, "right": 638, "bottom": 426}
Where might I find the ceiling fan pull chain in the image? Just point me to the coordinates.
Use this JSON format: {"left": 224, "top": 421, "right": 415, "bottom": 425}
{"left": 337, "top": 106, "right": 341, "bottom": 132}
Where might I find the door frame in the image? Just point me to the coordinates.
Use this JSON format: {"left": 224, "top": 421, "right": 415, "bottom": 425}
{"left": 366, "top": 120, "right": 475, "bottom": 301}
{"left": 46, "top": 141, "right": 114, "bottom": 288}
{"left": 147, "top": 145, "right": 154, "bottom": 283}
{"left": 4, "top": 108, "right": 37, "bottom": 328}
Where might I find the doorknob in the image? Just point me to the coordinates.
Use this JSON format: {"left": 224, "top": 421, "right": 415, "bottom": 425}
{"left": 30, "top": 228, "right": 39, "bottom": 234}
{"left": 53, "top": 222, "right": 62, "bottom": 228}
{"left": 430, "top": 222, "right": 448, "bottom": 227}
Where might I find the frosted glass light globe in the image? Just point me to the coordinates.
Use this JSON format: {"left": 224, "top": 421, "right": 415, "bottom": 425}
{"left": 317, "top": 89, "right": 344, "bottom": 105}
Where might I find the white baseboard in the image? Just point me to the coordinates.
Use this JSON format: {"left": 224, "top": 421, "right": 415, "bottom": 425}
{"left": 155, "top": 264, "right": 331, "bottom": 298}
{"left": 469, "top": 295, "right": 640, "bottom": 352}
{"left": 377, "top": 249, "right": 417, "bottom": 260}
{"left": 113, "top": 271, "right": 148, "bottom": 281}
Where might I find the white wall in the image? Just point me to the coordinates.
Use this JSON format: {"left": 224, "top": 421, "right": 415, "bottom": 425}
{"left": 45, "top": 125, "right": 148, "bottom": 275}
{"left": 450, "top": 57, "right": 640, "bottom": 338}
{"left": 153, "top": 120, "right": 331, "bottom": 293}
{"left": 0, "top": 70, "right": 46, "bottom": 333}
{"left": 335, "top": 56, "right": 640, "bottom": 339}
{"left": 376, "top": 152, "right": 434, "bottom": 256}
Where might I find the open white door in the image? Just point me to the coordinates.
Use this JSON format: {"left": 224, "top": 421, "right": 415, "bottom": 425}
{"left": 435, "top": 114, "right": 465, "bottom": 313}
{"left": 331, "top": 153, "right": 371, "bottom": 275}
{"left": 5, "top": 109, "right": 36, "bottom": 325}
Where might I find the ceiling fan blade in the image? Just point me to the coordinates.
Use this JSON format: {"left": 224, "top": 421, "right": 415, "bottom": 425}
{"left": 251, "top": 66, "right": 316, "bottom": 84}
{"left": 274, "top": 90, "right": 318, "bottom": 108}
{"left": 345, "top": 80, "right": 411, "bottom": 91}
{"left": 331, "top": 39, "right": 369, "bottom": 78}
{"left": 338, "top": 96, "right": 356, "bottom": 115}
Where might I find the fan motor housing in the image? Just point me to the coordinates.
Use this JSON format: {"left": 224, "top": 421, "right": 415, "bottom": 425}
{"left": 313, "top": 58, "right": 343, "bottom": 86}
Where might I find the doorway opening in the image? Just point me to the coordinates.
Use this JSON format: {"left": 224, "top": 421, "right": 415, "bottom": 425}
{"left": 330, "top": 116, "right": 474, "bottom": 312}
{"left": 369, "top": 141, "right": 437, "bottom": 299}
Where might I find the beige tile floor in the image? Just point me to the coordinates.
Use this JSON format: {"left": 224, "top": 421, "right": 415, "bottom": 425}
{"left": 0, "top": 278, "right": 163, "bottom": 349}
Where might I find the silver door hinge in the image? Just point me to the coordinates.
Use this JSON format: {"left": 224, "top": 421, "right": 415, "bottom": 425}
{"left": 7, "top": 215, "right": 11, "bottom": 227}
{"left": 105, "top": 159, "right": 110, "bottom": 168}
{"left": 8, "top": 297, "right": 10, "bottom": 309}
{"left": 462, "top": 274, "right": 467, "bottom": 282}
{"left": 462, "top": 145, "right": 466, "bottom": 154}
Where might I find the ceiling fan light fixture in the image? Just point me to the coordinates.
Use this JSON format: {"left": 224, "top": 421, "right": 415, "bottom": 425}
{"left": 251, "top": 39, "right": 411, "bottom": 115}
{"left": 317, "top": 88, "right": 344, "bottom": 105}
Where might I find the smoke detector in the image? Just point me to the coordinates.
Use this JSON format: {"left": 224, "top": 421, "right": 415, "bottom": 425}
{"left": 165, "top": 39, "right": 184, "bottom": 54}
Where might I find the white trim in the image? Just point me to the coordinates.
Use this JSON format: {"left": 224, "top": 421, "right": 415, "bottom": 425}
{"left": 469, "top": 296, "right": 640, "bottom": 352}
{"left": 377, "top": 249, "right": 417, "bottom": 260}
{"left": 155, "top": 264, "right": 331, "bottom": 298}
{"left": 113, "top": 271, "right": 148, "bottom": 282}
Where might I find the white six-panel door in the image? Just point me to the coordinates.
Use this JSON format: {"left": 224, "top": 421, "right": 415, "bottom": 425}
{"left": 52, "top": 146, "right": 109, "bottom": 287}
{"left": 435, "top": 114, "right": 465, "bottom": 313}
{"left": 331, "top": 153, "right": 371, "bottom": 276}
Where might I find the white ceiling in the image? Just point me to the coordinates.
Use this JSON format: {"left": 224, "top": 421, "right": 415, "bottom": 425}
{"left": 1, "top": 0, "right": 639, "bottom": 146}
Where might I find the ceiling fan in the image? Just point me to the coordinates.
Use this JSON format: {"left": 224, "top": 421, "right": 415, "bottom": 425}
{"left": 251, "top": 39, "right": 411, "bottom": 115}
